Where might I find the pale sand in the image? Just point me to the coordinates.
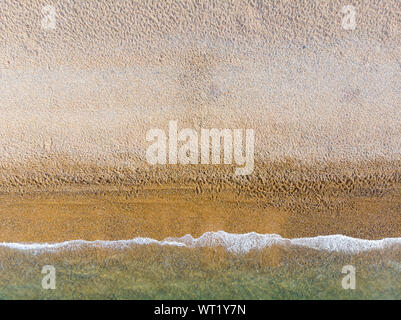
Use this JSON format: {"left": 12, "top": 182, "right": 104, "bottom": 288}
{"left": 0, "top": 0, "right": 399, "bottom": 166}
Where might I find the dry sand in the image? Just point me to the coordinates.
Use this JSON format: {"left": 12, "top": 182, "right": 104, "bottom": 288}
{"left": 0, "top": 0, "right": 400, "bottom": 165}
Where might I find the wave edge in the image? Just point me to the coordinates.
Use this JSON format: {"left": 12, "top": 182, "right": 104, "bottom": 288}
{"left": 1, "top": 231, "right": 401, "bottom": 254}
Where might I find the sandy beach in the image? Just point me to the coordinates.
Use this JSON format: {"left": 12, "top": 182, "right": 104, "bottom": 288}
{"left": 0, "top": 0, "right": 400, "bottom": 299}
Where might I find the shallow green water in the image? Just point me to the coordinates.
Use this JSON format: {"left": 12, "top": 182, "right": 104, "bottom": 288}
{"left": 0, "top": 245, "right": 400, "bottom": 300}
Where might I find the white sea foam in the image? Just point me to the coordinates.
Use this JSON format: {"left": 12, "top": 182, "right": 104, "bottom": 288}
{"left": 0, "top": 231, "right": 400, "bottom": 254}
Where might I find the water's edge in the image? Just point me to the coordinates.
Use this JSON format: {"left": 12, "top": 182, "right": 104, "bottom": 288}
{"left": 1, "top": 231, "right": 400, "bottom": 254}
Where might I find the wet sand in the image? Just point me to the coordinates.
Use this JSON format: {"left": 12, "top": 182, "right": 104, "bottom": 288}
{"left": 0, "top": 160, "right": 400, "bottom": 242}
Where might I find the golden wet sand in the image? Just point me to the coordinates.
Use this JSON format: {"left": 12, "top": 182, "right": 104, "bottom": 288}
{"left": 0, "top": 160, "right": 400, "bottom": 242}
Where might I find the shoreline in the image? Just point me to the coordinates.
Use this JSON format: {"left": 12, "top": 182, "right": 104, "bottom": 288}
{"left": 2, "top": 231, "right": 401, "bottom": 254}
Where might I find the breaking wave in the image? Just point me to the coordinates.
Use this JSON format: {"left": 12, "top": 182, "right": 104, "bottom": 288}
{"left": 1, "top": 231, "right": 400, "bottom": 254}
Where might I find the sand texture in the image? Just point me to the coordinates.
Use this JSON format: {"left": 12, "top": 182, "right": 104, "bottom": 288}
{"left": 0, "top": 0, "right": 400, "bottom": 300}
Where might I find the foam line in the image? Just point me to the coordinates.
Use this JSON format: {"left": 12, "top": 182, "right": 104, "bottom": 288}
{"left": 1, "top": 231, "right": 400, "bottom": 254}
